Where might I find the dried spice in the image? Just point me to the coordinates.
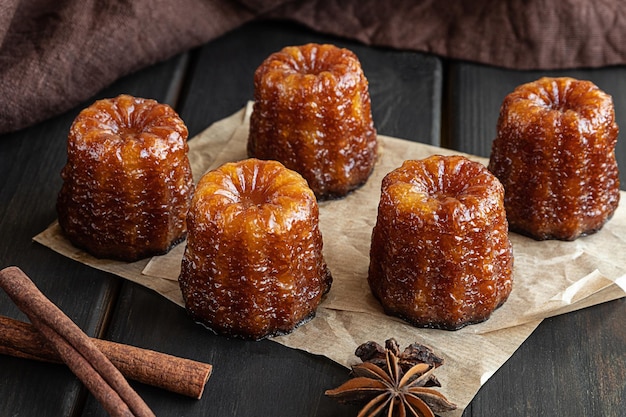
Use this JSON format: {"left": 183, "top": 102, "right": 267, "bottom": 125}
{"left": 0, "top": 266, "right": 155, "bottom": 416}
{"left": 326, "top": 339, "right": 456, "bottom": 417}
{"left": 0, "top": 315, "right": 212, "bottom": 399}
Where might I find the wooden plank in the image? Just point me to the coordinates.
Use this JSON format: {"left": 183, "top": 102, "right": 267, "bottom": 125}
{"left": 444, "top": 62, "right": 626, "bottom": 187}
{"left": 467, "top": 299, "right": 626, "bottom": 417}
{"left": 444, "top": 61, "right": 626, "bottom": 417}
{"left": 177, "top": 20, "right": 442, "bottom": 144}
{"left": 0, "top": 53, "right": 187, "bottom": 417}
{"left": 81, "top": 284, "right": 363, "bottom": 417}
{"left": 82, "top": 20, "right": 443, "bottom": 417}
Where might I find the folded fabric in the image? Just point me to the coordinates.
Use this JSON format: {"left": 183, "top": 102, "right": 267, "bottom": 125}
{"left": 2, "top": 0, "right": 625, "bottom": 135}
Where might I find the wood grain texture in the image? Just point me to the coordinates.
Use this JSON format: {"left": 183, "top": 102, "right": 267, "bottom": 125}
{"left": 467, "top": 299, "right": 626, "bottom": 417}
{"left": 81, "top": 283, "right": 363, "bottom": 417}
{"left": 0, "top": 54, "right": 186, "bottom": 417}
{"left": 178, "top": 21, "right": 442, "bottom": 144}
{"left": 443, "top": 61, "right": 626, "bottom": 417}
{"left": 443, "top": 62, "right": 626, "bottom": 187}
{"left": 80, "top": 20, "right": 443, "bottom": 417}
{"left": 1, "top": 20, "right": 624, "bottom": 417}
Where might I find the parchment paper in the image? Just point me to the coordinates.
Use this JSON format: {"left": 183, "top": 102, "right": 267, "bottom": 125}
{"left": 35, "top": 103, "right": 626, "bottom": 416}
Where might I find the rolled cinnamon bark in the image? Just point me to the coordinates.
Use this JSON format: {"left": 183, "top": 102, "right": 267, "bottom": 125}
{"left": 0, "top": 267, "right": 159, "bottom": 416}
{"left": 0, "top": 315, "right": 212, "bottom": 399}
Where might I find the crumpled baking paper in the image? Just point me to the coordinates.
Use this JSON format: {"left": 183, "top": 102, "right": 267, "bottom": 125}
{"left": 35, "top": 103, "right": 626, "bottom": 415}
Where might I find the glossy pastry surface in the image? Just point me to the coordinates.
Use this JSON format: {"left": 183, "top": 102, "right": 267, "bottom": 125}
{"left": 368, "top": 155, "right": 513, "bottom": 330}
{"left": 488, "top": 77, "right": 620, "bottom": 240}
{"left": 179, "top": 158, "right": 332, "bottom": 340}
{"left": 248, "top": 43, "right": 377, "bottom": 200}
{"left": 57, "top": 94, "right": 193, "bottom": 261}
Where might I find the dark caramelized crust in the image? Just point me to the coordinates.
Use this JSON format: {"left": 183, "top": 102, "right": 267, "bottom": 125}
{"left": 488, "top": 77, "right": 620, "bottom": 240}
{"left": 368, "top": 155, "right": 513, "bottom": 330}
{"left": 247, "top": 43, "right": 377, "bottom": 200}
{"left": 179, "top": 158, "right": 332, "bottom": 340}
{"left": 57, "top": 94, "right": 193, "bottom": 261}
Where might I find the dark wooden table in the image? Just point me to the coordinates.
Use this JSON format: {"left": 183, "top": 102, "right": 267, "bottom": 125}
{"left": 1, "top": 21, "right": 625, "bottom": 417}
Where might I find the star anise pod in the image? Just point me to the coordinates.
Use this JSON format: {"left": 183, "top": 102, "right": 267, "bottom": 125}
{"left": 356, "top": 339, "right": 444, "bottom": 377}
{"left": 325, "top": 339, "right": 456, "bottom": 417}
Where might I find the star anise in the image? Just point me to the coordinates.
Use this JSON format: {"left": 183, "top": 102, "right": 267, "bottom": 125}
{"left": 325, "top": 339, "right": 456, "bottom": 417}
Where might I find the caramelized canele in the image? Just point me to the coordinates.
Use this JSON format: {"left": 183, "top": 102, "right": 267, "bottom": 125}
{"left": 57, "top": 94, "right": 193, "bottom": 262}
{"left": 488, "top": 77, "right": 620, "bottom": 240}
{"left": 368, "top": 155, "right": 513, "bottom": 330}
{"left": 247, "top": 43, "right": 377, "bottom": 200}
{"left": 179, "top": 158, "right": 332, "bottom": 340}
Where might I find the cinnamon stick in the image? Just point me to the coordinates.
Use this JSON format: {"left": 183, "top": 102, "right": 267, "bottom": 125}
{"left": 32, "top": 313, "right": 142, "bottom": 417}
{"left": 0, "top": 266, "right": 156, "bottom": 416}
{"left": 0, "top": 315, "right": 212, "bottom": 399}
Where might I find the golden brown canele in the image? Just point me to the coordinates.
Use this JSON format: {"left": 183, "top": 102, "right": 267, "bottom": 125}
{"left": 57, "top": 94, "right": 194, "bottom": 262}
{"left": 247, "top": 43, "right": 378, "bottom": 200}
{"left": 368, "top": 155, "right": 513, "bottom": 330}
{"left": 488, "top": 77, "right": 620, "bottom": 241}
{"left": 179, "top": 158, "right": 332, "bottom": 340}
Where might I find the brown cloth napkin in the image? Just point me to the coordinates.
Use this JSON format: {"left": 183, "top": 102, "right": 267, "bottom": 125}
{"left": 2, "top": 0, "right": 625, "bottom": 135}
